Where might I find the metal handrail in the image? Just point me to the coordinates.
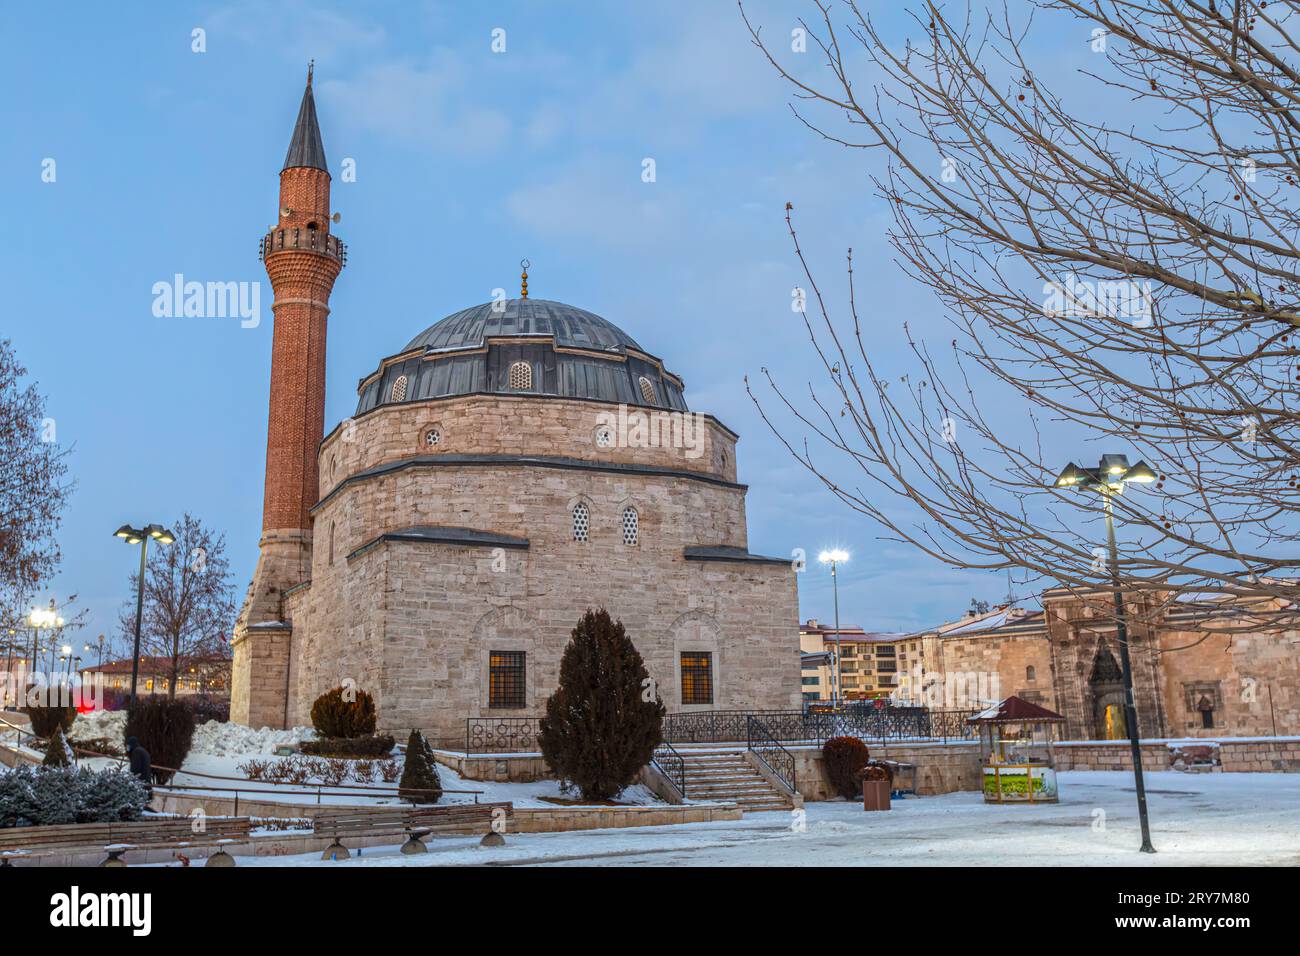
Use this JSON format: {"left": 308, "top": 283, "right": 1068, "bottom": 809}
{"left": 651, "top": 740, "right": 686, "bottom": 798}
{"left": 746, "top": 715, "right": 798, "bottom": 796}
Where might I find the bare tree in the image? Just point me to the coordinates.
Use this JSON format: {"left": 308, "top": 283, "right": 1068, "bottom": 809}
{"left": 0, "top": 340, "right": 71, "bottom": 621}
{"left": 741, "top": 0, "right": 1300, "bottom": 632}
{"left": 119, "top": 513, "right": 235, "bottom": 699}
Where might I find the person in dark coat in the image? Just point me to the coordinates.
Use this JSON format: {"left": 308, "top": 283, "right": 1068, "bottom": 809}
{"left": 126, "top": 736, "right": 152, "bottom": 788}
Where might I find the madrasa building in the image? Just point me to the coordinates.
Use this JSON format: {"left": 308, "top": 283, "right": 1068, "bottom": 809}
{"left": 230, "top": 72, "right": 801, "bottom": 741}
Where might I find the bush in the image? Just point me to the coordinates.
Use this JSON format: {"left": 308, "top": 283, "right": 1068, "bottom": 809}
{"left": 378, "top": 759, "right": 401, "bottom": 783}
{"left": 310, "top": 686, "right": 377, "bottom": 739}
{"left": 397, "top": 730, "right": 442, "bottom": 804}
{"left": 823, "top": 736, "right": 871, "bottom": 799}
{"left": 184, "top": 694, "right": 229, "bottom": 725}
{"left": 0, "top": 766, "right": 148, "bottom": 828}
{"left": 41, "top": 727, "right": 73, "bottom": 767}
{"left": 352, "top": 760, "right": 376, "bottom": 784}
{"left": 299, "top": 734, "right": 395, "bottom": 758}
{"left": 123, "top": 696, "right": 196, "bottom": 784}
{"left": 25, "top": 702, "right": 76, "bottom": 739}
{"left": 538, "top": 609, "right": 665, "bottom": 801}
{"left": 68, "top": 736, "right": 122, "bottom": 758}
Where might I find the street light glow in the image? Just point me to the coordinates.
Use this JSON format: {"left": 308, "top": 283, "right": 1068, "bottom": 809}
{"left": 818, "top": 549, "right": 849, "bottom": 564}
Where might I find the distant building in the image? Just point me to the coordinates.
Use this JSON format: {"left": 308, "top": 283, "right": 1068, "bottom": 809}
{"left": 798, "top": 620, "right": 917, "bottom": 701}
{"left": 896, "top": 588, "right": 1300, "bottom": 740}
{"left": 80, "top": 656, "right": 231, "bottom": 700}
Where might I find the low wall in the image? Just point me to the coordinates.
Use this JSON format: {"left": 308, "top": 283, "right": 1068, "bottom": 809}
{"left": 3, "top": 800, "right": 741, "bottom": 866}
{"left": 149, "top": 789, "right": 738, "bottom": 832}
{"left": 1054, "top": 736, "right": 1300, "bottom": 773}
{"left": 791, "top": 741, "right": 982, "bottom": 801}
{"left": 432, "top": 750, "right": 551, "bottom": 783}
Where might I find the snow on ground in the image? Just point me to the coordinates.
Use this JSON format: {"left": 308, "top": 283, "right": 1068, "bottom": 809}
{"left": 166, "top": 750, "right": 662, "bottom": 808}
{"left": 227, "top": 771, "right": 1300, "bottom": 867}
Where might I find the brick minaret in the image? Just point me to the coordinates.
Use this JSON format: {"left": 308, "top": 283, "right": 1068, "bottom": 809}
{"left": 232, "top": 67, "right": 346, "bottom": 728}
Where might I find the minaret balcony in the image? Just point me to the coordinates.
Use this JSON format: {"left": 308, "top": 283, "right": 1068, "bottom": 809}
{"left": 259, "top": 228, "right": 347, "bottom": 266}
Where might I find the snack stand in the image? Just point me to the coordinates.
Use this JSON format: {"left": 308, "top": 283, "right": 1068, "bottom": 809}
{"left": 968, "top": 696, "right": 1066, "bottom": 804}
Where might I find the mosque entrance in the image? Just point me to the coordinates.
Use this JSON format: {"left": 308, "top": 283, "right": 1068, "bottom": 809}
{"left": 1088, "top": 643, "right": 1128, "bottom": 740}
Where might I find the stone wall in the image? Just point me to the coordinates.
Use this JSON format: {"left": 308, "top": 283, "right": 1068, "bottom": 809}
{"left": 1054, "top": 737, "right": 1300, "bottom": 772}
{"left": 317, "top": 393, "right": 739, "bottom": 498}
{"left": 789, "top": 742, "right": 982, "bottom": 800}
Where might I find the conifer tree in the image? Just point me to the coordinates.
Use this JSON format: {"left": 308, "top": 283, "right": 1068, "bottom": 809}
{"left": 538, "top": 608, "right": 665, "bottom": 801}
{"left": 397, "top": 729, "right": 442, "bottom": 804}
{"left": 42, "top": 725, "right": 72, "bottom": 768}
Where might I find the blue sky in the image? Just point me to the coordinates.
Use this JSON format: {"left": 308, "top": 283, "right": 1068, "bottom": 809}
{"left": 2, "top": 1, "right": 1055, "bottom": 650}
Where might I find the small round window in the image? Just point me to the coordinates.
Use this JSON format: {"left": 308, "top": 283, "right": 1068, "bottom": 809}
{"left": 594, "top": 425, "right": 614, "bottom": 448}
{"left": 424, "top": 427, "right": 441, "bottom": 448}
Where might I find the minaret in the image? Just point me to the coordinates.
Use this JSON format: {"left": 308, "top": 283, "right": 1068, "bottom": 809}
{"left": 260, "top": 64, "right": 344, "bottom": 532}
{"left": 232, "top": 66, "right": 346, "bottom": 729}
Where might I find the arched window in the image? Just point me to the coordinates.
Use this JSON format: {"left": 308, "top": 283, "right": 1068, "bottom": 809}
{"left": 638, "top": 375, "right": 656, "bottom": 404}
{"left": 622, "top": 506, "right": 639, "bottom": 546}
{"left": 390, "top": 375, "right": 409, "bottom": 402}
{"left": 572, "top": 502, "right": 589, "bottom": 542}
{"left": 1026, "top": 665, "right": 1036, "bottom": 682}
{"left": 508, "top": 361, "right": 532, "bottom": 390}
{"left": 329, "top": 522, "right": 335, "bottom": 565}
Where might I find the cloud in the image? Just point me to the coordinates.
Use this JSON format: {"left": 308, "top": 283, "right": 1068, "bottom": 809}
{"left": 321, "top": 55, "right": 510, "bottom": 155}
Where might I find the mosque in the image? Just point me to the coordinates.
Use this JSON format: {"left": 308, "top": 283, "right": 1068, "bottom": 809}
{"left": 230, "top": 72, "right": 801, "bottom": 740}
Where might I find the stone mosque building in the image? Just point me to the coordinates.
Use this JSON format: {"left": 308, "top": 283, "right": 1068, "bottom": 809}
{"left": 230, "top": 73, "right": 800, "bottom": 740}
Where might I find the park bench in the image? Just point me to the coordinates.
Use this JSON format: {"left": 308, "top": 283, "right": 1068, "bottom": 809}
{"left": 0, "top": 815, "right": 253, "bottom": 867}
{"left": 313, "top": 801, "right": 513, "bottom": 860}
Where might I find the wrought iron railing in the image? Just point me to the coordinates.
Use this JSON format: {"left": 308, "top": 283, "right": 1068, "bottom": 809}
{"left": 464, "top": 716, "right": 541, "bottom": 753}
{"left": 651, "top": 740, "right": 686, "bottom": 798}
{"left": 747, "top": 715, "right": 797, "bottom": 795}
{"left": 259, "top": 228, "right": 347, "bottom": 265}
{"left": 663, "top": 708, "right": 979, "bottom": 745}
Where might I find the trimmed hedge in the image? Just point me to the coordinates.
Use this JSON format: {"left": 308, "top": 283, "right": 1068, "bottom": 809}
{"left": 123, "top": 696, "right": 196, "bottom": 784}
{"left": 310, "top": 686, "right": 377, "bottom": 739}
{"left": 299, "top": 735, "right": 396, "bottom": 758}
{"left": 822, "top": 735, "right": 871, "bottom": 799}
{"left": 25, "top": 703, "right": 76, "bottom": 739}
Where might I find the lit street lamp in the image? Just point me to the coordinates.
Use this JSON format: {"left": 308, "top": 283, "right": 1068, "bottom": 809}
{"left": 1053, "top": 453, "right": 1157, "bottom": 853}
{"left": 28, "top": 603, "right": 64, "bottom": 701}
{"left": 818, "top": 549, "right": 850, "bottom": 708}
{"left": 114, "top": 523, "right": 176, "bottom": 708}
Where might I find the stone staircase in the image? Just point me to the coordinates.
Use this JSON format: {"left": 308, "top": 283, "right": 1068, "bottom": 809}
{"left": 679, "top": 750, "right": 795, "bottom": 812}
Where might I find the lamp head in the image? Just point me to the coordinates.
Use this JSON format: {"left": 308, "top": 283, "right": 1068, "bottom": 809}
{"left": 1100, "top": 453, "right": 1130, "bottom": 476}
{"left": 1053, "top": 462, "right": 1083, "bottom": 487}
{"left": 1123, "top": 461, "right": 1156, "bottom": 484}
{"left": 113, "top": 525, "right": 134, "bottom": 539}
{"left": 819, "top": 549, "right": 849, "bottom": 564}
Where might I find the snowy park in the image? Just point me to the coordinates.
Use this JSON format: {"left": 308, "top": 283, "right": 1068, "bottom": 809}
{"left": 220, "top": 771, "right": 1300, "bottom": 868}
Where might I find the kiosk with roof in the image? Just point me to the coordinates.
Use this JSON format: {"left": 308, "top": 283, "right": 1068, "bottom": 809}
{"left": 968, "top": 696, "right": 1067, "bottom": 804}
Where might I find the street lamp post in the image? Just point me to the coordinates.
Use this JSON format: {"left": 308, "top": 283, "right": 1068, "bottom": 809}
{"left": 27, "top": 603, "right": 64, "bottom": 705}
{"left": 818, "top": 549, "right": 850, "bottom": 708}
{"left": 114, "top": 523, "right": 176, "bottom": 708}
{"left": 1054, "top": 454, "right": 1157, "bottom": 853}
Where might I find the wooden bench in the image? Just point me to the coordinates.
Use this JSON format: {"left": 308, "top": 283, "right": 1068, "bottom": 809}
{"left": 313, "top": 802, "right": 513, "bottom": 860}
{"left": 0, "top": 816, "right": 253, "bottom": 867}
